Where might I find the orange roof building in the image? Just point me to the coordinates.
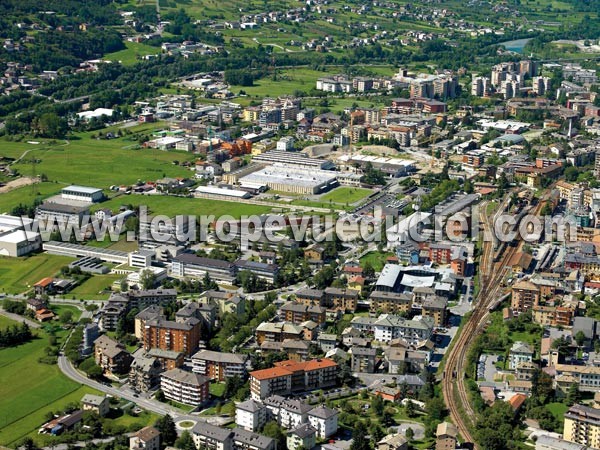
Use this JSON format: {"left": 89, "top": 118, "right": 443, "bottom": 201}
{"left": 250, "top": 358, "right": 338, "bottom": 400}
{"left": 508, "top": 393, "right": 527, "bottom": 412}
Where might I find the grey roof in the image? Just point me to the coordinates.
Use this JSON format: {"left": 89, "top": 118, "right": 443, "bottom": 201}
{"left": 192, "top": 422, "right": 233, "bottom": 441}
{"left": 510, "top": 341, "right": 534, "bottom": 355}
{"left": 237, "top": 399, "right": 265, "bottom": 413}
{"left": 81, "top": 394, "right": 107, "bottom": 407}
{"left": 146, "top": 317, "right": 200, "bottom": 331}
{"left": 534, "top": 435, "right": 591, "bottom": 450}
{"left": 191, "top": 349, "right": 246, "bottom": 365}
{"left": 296, "top": 288, "right": 324, "bottom": 299}
{"left": 422, "top": 296, "right": 448, "bottom": 310}
{"left": 318, "top": 333, "right": 337, "bottom": 342}
{"left": 281, "top": 399, "right": 313, "bottom": 414}
{"left": 232, "top": 427, "right": 275, "bottom": 450}
{"left": 136, "top": 305, "right": 163, "bottom": 320}
{"left": 308, "top": 405, "right": 338, "bottom": 419}
{"left": 289, "top": 423, "right": 316, "bottom": 439}
{"left": 376, "top": 264, "right": 401, "bottom": 288}
{"left": 162, "top": 368, "right": 209, "bottom": 386}
{"left": 173, "top": 254, "right": 234, "bottom": 270}
{"left": 94, "top": 335, "right": 127, "bottom": 358}
{"left": 129, "top": 288, "right": 177, "bottom": 298}
{"left": 351, "top": 346, "right": 377, "bottom": 356}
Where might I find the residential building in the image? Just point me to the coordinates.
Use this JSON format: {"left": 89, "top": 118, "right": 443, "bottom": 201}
{"left": 160, "top": 368, "right": 210, "bottom": 406}
{"left": 509, "top": 341, "right": 534, "bottom": 370}
{"left": 317, "top": 333, "right": 337, "bottom": 353}
{"left": 135, "top": 305, "right": 163, "bottom": 340}
{"left": 307, "top": 405, "right": 338, "bottom": 439}
{"left": 421, "top": 297, "right": 448, "bottom": 326}
{"left": 324, "top": 287, "right": 359, "bottom": 312}
{"left": 296, "top": 288, "right": 325, "bottom": 306}
{"left": 350, "top": 347, "right": 377, "bottom": 373}
{"left": 369, "top": 292, "right": 412, "bottom": 315}
{"left": 564, "top": 404, "right": 600, "bottom": 448}
{"left": 236, "top": 399, "right": 267, "bottom": 432}
{"left": 129, "top": 349, "right": 163, "bottom": 392}
{"left": 249, "top": 358, "right": 338, "bottom": 400}
{"left": 192, "top": 423, "right": 276, "bottom": 450}
{"left": 373, "top": 315, "right": 434, "bottom": 344}
{"left": 81, "top": 394, "right": 110, "bottom": 417}
{"left": 511, "top": 280, "right": 540, "bottom": 314}
{"left": 377, "top": 434, "right": 408, "bottom": 450}
{"left": 201, "top": 290, "right": 246, "bottom": 318}
{"left": 130, "top": 426, "right": 160, "bottom": 450}
{"left": 143, "top": 316, "right": 202, "bottom": 357}
{"left": 535, "top": 435, "right": 591, "bottom": 450}
{"left": 281, "top": 302, "right": 326, "bottom": 325}
{"left": 436, "top": 422, "right": 458, "bottom": 450}
{"left": 287, "top": 424, "right": 316, "bottom": 450}
{"left": 191, "top": 350, "right": 248, "bottom": 381}
{"left": 255, "top": 322, "right": 304, "bottom": 345}
{"left": 94, "top": 335, "right": 133, "bottom": 376}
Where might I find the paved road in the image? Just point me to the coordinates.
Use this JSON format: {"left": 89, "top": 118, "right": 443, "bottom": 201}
{"left": 57, "top": 356, "right": 230, "bottom": 427}
{"left": 0, "top": 308, "right": 41, "bottom": 328}
{"left": 58, "top": 355, "right": 186, "bottom": 418}
{"left": 42, "top": 437, "right": 120, "bottom": 450}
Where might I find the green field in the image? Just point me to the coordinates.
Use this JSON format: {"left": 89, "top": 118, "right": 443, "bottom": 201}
{"left": 0, "top": 315, "right": 98, "bottom": 446}
{"left": 320, "top": 187, "right": 372, "bottom": 205}
{"left": 97, "top": 194, "right": 273, "bottom": 218}
{"left": 0, "top": 182, "right": 63, "bottom": 214}
{"left": 0, "top": 254, "right": 75, "bottom": 295}
{"left": 359, "top": 251, "right": 395, "bottom": 272}
{"left": 69, "top": 274, "right": 122, "bottom": 300}
{"left": 104, "top": 41, "right": 160, "bottom": 65}
{"left": 6, "top": 127, "right": 193, "bottom": 188}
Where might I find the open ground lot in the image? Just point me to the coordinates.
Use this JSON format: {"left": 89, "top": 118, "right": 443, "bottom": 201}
{"left": 0, "top": 254, "right": 75, "bottom": 295}
{"left": 97, "top": 194, "right": 273, "bottom": 218}
{"left": 319, "top": 187, "right": 372, "bottom": 205}
{"left": 69, "top": 274, "right": 122, "bottom": 300}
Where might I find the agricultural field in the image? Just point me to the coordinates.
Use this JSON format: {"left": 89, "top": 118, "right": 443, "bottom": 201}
{"left": 104, "top": 41, "right": 160, "bottom": 65}
{"left": 0, "top": 316, "right": 96, "bottom": 446}
{"left": 0, "top": 254, "right": 75, "bottom": 295}
{"left": 0, "top": 182, "right": 63, "bottom": 215}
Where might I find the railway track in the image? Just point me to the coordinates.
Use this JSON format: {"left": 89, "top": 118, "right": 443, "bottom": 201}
{"left": 442, "top": 194, "right": 546, "bottom": 448}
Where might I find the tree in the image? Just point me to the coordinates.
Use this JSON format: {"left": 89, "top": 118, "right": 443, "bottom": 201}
{"left": 425, "top": 397, "right": 446, "bottom": 422}
{"left": 349, "top": 421, "right": 370, "bottom": 450}
{"left": 60, "top": 310, "right": 73, "bottom": 324}
{"left": 371, "top": 394, "right": 384, "bottom": 416}
{"left": 575, "top": 330, "right": 587, "bottom": 348}
{"left": 155, "top": 389, "right": 165, "bottom": 402}
{"left": 154, "top": 414, "right": 177, "bottom": 445}
{"left": 566, "top": 382, "right": 581, "bottom": 406}
{"left": 362, "top": 261, "right": 375, "bottom": 278}
{"left": 140, "top": 269, "right": 157, "bottom": 290}
{"left": 405, "top": 427, "right": 414, "bottom": 441}
{"left": 18, "top": 437, "right": 38, "bottom": 450}
{"left": 262, "top": 421, "right": 286, "bottom": 450}
{"left": 174, "top": 431, "right": 195, "bottom": 450}
{"left": 405, "top": 399, "right": 417, "bottom": 418}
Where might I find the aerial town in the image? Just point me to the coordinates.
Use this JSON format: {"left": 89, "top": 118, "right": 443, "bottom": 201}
{"left": 1, "top": 1, "right": 600, "bottom": 450}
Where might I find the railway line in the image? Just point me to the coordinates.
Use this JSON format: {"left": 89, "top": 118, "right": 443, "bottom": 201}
{"left": 442, "top": 194, "right": 546, "bottom": 448}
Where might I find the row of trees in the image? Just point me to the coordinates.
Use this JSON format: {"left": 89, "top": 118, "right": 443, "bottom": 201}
{"left": 0, "top": 322, "right": 33, "bottom": 348}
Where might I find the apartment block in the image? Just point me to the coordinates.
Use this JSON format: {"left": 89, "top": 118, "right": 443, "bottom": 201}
{"left": 191, "top": 350, "right": 248, "bottom": 381}
{"left": 160, "top": 368, "right": 210, "bottom": 406}
{"left": 249, "top": 359, "right": 338, "bottom": 400}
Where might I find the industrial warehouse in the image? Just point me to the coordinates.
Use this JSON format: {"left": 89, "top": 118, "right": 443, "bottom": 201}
{"left": 238, "top": 163, "right": 339, "bottom": 195}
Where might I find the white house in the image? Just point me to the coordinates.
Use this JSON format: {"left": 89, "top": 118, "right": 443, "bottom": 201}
{"left": 509, "top": 341, "right": 534, "bottom": 370}
{"left": 307, "top": 405, "right": 338, "bottom": 439}
{"left": 235, "top": 399, "right": 267, "bottom": 432}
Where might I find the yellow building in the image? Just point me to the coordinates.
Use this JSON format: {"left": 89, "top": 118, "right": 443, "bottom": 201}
{"left": 564, "top": 404, "right": 600, "bottom": 448}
